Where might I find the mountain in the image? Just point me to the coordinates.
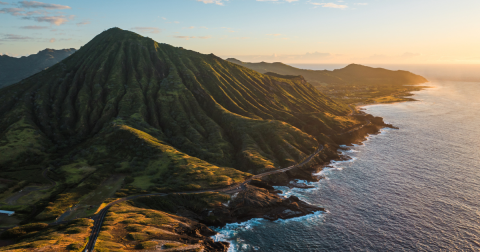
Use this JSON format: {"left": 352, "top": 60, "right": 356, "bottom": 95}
{"left": 226, "top": 59, "right": 429, "bottom": 105}
{"left": 0, "top": 48, "right": 76, "bottom": 89}
{"left": 0, "top": 28, "right": 364, "bottom": 221}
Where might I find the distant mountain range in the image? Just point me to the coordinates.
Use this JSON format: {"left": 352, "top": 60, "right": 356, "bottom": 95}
{"left": 226, "top": 58, "right": 429, "bottom": 105}
{"left": 226, "top": 58, "right": 427, "bottom": 87}
{"left": 0, "top": 48, "right": 76, "bottom": 88}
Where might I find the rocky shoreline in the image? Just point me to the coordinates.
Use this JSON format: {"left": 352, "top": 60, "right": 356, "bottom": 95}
{"left": 155, "top": 113, "right": 396, "bottom": 251}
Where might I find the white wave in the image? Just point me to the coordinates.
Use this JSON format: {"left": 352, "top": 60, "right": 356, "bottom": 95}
{"left": 211, "top": 211, "right": 326, "bottom": 252}
{"left": 273, "top": 210, "right": 325, "bottom": 224}
{"left": 344, "top": 149, "right": 360, "bottom": 153}
{"left": 292, "top": 179, "right": 317, "bottom": 186}
{"left": 273, "top": 186, "right": 317, "bottom": 203}
{"left": 314, "top": 166, "right": 344, "bottom": 177}
{"left": 212, "top": 218, "right": 266, "bottom": 252}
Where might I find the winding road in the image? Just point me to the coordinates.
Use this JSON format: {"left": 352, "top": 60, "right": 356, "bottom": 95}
{"left": 82, "top": 144, "right": 324, "bottom": 252}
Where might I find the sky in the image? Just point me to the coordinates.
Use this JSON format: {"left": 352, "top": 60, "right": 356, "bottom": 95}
{"left": 1, "top": 0, "right": 480, "bottom": 64}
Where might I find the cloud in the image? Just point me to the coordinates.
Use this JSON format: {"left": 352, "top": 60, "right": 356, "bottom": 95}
{"left": 21, "top": 25, "right": 48, "bottom": 29}
{"left": 19, "top": 1, "right": 71, "bottom": 10}
{"left": 174, "top": 36, "right": 195, "bottom": 40}
{"left": 266, "top": 33, "right": 282, "bottom": 36}
{"left": 0, "top": 1, "right": 8, "bottom": 5}
{"left": 221, "top": 27, "right": 236, "bottom": 33}
{"left": 0, "top": 7, "right": 25, "bottom": 16}
{"left": 131, "top": 27, "right": 161, "bottom": 33}
{"left": 161, "top": 17, "right": 166, "bottom": 20}
{"left": 1, "top": 34, "right": 33, "bottom": 40}
{"left": 49, "top": 37, "right": 55, "bottom": 43}
{"left": 1, "top": 2, "right": 73, "bottom": 25}
{"left": 354, "top": 3, "right": 368, "bottom": 5}
{"left": 24, "top": 15, "right": 73, "bottom": 25}
{"left": 183, "top": 26, "right": 208, "bottom": 29}
{"left": 76, "top": 20, "right": 90, "bottom": 26}
{"left": 197, "top": 0, "right": 225, "bottom": 6}
{"left": 309, "top": 2, "right": 348, "bottom": 9}
{"left": 173, "top": 35, "right": 211, "bottom": 40}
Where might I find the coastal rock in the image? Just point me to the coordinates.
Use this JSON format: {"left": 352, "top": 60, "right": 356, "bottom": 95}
{"left": 209, "top": 185, "right": 324, "bottom": 224}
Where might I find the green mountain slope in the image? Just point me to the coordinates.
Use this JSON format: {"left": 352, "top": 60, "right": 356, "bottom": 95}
{"left": 0, "top": 48, "right": 76, "bottom": 89}
{"left": 0, "top": 28, "right": 359, "bottom": 220}
{"left": 226, "top": 59, "right": 429, "bottom": 104}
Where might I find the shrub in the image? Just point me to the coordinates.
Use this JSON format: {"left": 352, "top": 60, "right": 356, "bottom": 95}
{"left": 125, "top": 224, "right": 144, "bottom": 232}
{"left": 73, "top": 218, "right": 91, "bottom": 226}
{"left": 66, "top": 243, "right": 82, "bottom": 250}
{"left": 127, "top": 232, "right": 148, "bottom": 241}
{"left": 21, "top": 223, "right": 49, "bottom": 232}
{"left": 65, "top": 227, "right": 83, "bottom": 234}
{"left": 136, "top": 241, "right": 157, "bottom": 249}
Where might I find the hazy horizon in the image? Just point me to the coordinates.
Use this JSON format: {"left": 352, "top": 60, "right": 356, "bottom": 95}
{"left": 1, "top": 0, "right": 480, "bottom": 64}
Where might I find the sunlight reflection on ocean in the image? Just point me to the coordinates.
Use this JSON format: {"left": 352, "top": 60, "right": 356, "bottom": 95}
{"left": 212, "top": 81, "right": 480, "bottom": 251}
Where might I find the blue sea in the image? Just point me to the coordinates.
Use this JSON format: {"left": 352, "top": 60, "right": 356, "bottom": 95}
{"left": 212, "top": 67, "right": 480, "bottom": 251}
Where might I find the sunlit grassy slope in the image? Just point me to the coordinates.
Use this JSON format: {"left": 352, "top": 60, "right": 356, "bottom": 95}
{"left": 0, "top": 28, "right": 357, "bottom": 219}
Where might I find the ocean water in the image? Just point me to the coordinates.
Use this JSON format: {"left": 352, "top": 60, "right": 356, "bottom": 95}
{"left": 212, "top": 81, "right": 480, "bottom": 251}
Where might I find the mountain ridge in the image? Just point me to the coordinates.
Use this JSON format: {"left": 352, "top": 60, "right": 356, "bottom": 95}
{"left": 226, "top": 58, "right": 429, "bottom": 105}
{"left": 0, "top": 48, "right": 76, "bottom": 89}
{"left": 0, "top": 28, "right": 359, "bottom": 211}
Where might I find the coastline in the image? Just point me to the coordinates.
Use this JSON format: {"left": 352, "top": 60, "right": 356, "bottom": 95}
{"left": 207, "top": 111, "right": 396, "bottom": 250}
{"left": 209, "top": 85, "right": 434, "bottom": 251}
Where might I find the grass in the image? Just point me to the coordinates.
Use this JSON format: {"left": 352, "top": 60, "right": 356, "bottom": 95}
{"left": 94, "top": 201, "right": 216, "bottom": 251}
{"left": 163, "top": 242, "right": 187, "bottom": 249}
{"left": 0, "top": 118, "right": 45, "bottom": 165}
{"left": 35, "top": 192, "right": 80, "bottom": 221}
{"left": 60, "top": 162, "right": 96, "bottom": 185}
{"left": 78, "top": 175, "right": 125, "bottom": 205}
{"left": 106, "top": 125, "right": 250, "bottom": 192}
{"left": 0, "top": 218, "right": 93, "bottom": 251}
{"left": 132, "top": 192, "right": 230, "bottom": 219}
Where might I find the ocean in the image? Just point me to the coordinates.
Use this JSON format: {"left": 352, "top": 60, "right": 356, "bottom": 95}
{"left": 212, "top": 67, "right": 480, "bottom": 251}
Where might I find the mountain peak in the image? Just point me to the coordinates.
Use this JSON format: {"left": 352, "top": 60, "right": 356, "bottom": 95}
{"left": 0, "top": 29, "right": 352, "bottom": 200}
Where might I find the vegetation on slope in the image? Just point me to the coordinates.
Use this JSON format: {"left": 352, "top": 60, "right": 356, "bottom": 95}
{"left": 0, "top": 28, "right": 358, "bottom": 222}
{"left": 0, "top": 49, "right": 76, "bottom": 89}
{"left": 93, "top": 201, "right": 228, "bottom": 251}
{"left": 226, "top": 59, "right": 429, "bottom": 105}
{"left": 0, "top": 219, "right": 93, "bottom": 251}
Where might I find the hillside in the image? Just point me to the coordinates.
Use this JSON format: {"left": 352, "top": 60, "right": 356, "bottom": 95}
{"left": 0, "top": 28, "right": 361, "bottom": 223}
{"left": 0, "top": 49, "right": 76, "bottom": 89}
{"left": 226, "top": 59, "right": 429, "bottom": 105}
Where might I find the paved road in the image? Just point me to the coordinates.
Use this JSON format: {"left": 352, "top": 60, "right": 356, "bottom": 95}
{"left": 82, "top": 144, "right": 323, "bottom": 252}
